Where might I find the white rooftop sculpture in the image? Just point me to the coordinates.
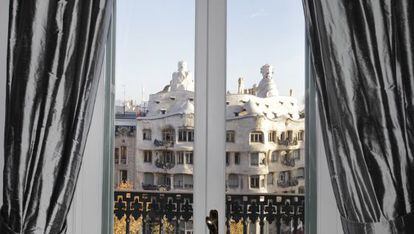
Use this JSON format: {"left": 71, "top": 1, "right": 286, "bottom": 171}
{"left": 257, "top": 64, "right": 279, "bottom": 98}
{"left": 170, "top": 60, "right": 194, "bottom": 92}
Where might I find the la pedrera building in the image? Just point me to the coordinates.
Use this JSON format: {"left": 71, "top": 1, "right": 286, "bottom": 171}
{"left": 115, "top": 61, "right": 305, "bottom": 195}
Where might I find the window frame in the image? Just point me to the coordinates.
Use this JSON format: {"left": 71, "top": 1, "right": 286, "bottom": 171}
{"left": 103, "top": 1, "right": 317, "bottom": 233}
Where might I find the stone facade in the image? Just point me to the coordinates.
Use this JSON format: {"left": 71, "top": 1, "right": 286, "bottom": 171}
{"left": 114, "top": 62, "right": 305, "bottom": 195}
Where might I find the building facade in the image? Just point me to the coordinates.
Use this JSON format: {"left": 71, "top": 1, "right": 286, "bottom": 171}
{"left": 115, "top": 61, "right": 305, "bottom": 195}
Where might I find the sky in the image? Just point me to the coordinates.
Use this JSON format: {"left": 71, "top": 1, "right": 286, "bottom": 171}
{"left": 116, "top": 0, "right": 305, "bottom": 104}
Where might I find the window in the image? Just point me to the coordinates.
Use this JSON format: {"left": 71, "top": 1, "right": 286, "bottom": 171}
{"left": 250, "top": 153, "right": 259, "bottom": 166}
{"left": 226, "top": 152, "right": 230, "bottom": 166}
{"left": 177, "top": 152, "right": 184, "bottom": 164}
{"left": 268, "top": 130, "right": 277, "bottom": 143}
{"left": 185, "top": 152, "right": 193, "bottom": 164}
{"left": 161, "top": 151, "right": 174, "bottom": 163}
{"left": 142, "top": 129, "right": 152, "bottom": 140}
{"left": 234, "top": 152, "right": 240, "bottom": 165}
{"left": 297, "top": 167, "right": 305, "bottom": 179}
{"left": 298, "top": 186, "right": 305, "bottom": 194}
{"left": 250, "top": 176, "right": 260, "bottom": 189}
{"left": 226, "top": 130, "right": 235, "bottom": 142}
{"left": 271, "top": 151, "right": 278, "bottom": 162}
{"left": 143, "top": 173, "right": 154, "bottom": 185}
{"left": 162, "top": 128, "right": 175, "bottom": 142}
{"left": 178, "top": 128, "right": 194, "bottom": 142}
{"left": 121, "top": 146, "right": 127, "bottom": 164}
{"left": 267, "top": 173, "right": 274, "bottom": 185}
{"left": 120, "top": 170, "right": 128, "bottom": 183}
{"left": 287, "top": 130, "right": 293, "bottom": 141}
{"left": 293, "top": 150, "right": 301, "bottom": 160}
{"left": 250, "top": 131, "right": 264, "bottom": 143}
{"left": 298, "top": 130, "right": 304, "bottom": 141}
{"left": 114, "top": 148, "right": 119, "bottom": 164}
{"left": 144, "top": 151, "right": 152, "bottom": 163}
{"left": 280, "top": 132, "right": 286, "bottom": 141}
{"left": 228, "top": 174, "right": 239, "bottom": 188}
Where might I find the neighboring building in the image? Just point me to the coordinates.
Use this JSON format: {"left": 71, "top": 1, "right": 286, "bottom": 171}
{"left": 119, "top": 61, "right": 305, "bottom": 194}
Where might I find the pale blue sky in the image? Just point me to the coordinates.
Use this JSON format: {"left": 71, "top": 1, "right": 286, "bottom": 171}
{"left": 116, "top": 0, "right": 305, "bottom": 103}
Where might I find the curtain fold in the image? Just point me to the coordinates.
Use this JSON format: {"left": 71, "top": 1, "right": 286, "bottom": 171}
{"left": 303, "top": 0, "right": 414, "bottom": 233}
{"left": 1, "top": 0, "right": 112, "bottom": 233}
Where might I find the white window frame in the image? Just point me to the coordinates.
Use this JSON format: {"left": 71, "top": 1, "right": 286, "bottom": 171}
{"left": 102, "top": 1, "right": 318, "bottom": 233}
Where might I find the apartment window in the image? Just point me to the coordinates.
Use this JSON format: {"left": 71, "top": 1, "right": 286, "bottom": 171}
{"left": 234, "top": 152, "right": 240, "bottom": 165}
{"left": 162, "top": 128, "right": 175, "bottom": 142}
{"left": 175, "top": 174, "right": 184, "bottom": 188}
{"left": 250, "top": 131, "right": 264, "bottom": 143}
{"left": 177, "top": 152, "right": 184, "bottom": 164}
{"left": 293, "top": 150, "right": 301, "bottom": 160}
{"left": 250, "top": 153, "right": 259, "bottom": 166}
{"left": 297, "top": 167, "right": 305, "bottom": 179}
{"left": 298, "top": 130, "right": 304, "bottom": 141}
{"left": 143, "top": 173, "right": 154, "bottom": 185}
{"left": 287, "top": 130, "right": 293, "bottom": 141}
{"left": 298, "top": 186, "right": 305, "bottom": 194}
{"left": 178, "top": 128, "right": 194, "bottom": 142}
{"left": 120, "top": 146, "right": 127, "bottom": 164}
{"left": 267, "top": 173, "right": 274, "bottom": 185}
{"left": 161, "top": 151, "right": 174, "bottom": 163}
{"left": 228, "top": 174, "right": 239, "bottom": 188}
{"left": 268, "top": 130, "right": 277, "bottom": 143}
{"left": 120, "top": 170, "right": 128, "bottom": 183}
{"left": 142, "top": 129, "right": 152, "bottom": 140}
{"left": 271, "top": 151, "right": 278, "bottom": 162}
{"left": 226, "top": 152, "right": 230, "bottom": 166}
{"left": 144, "top": 151, "right": 152, "bottom": 163}
{"left": 114, "top": 148, "right": 119, "bottom": 164}
{"left": 250, "top": 176, "right": 260, "bottom": 189}
{"left": 226, "top": 130, "right": 235, "bottom": 142}
{"left": 280, "top": 132, "right": 286, "bottom": 141}
{"left": 185, "top": 152, "right": 193, "bottom": 164}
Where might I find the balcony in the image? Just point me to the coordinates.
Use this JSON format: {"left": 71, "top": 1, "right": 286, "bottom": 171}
{"left": 278, "top": 137, "right": 298, "bottom": 147}
{"left": 114, "top": 191, "right": 304, "bottom": 233}
{"left": 277, "top": 178, "right": 299, "bottom": 188}
{"left": 141, "top": 184, "right": 171, "bottom": 191}
{"left": 153, "top": 139, "right": 174, "bottom": 148}
{"left": 281, "top": 156, "right": 296, "bottom": 167}
{"left": 154, "top": 158, "right": 175, "bottom": 170}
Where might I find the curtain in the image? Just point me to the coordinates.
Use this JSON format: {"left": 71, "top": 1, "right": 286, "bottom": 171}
{"left": 1, "top": 0, "right": 112, "bottom": 233}
{"left": 303, "top": 0, "right": 414, "bottom": 233}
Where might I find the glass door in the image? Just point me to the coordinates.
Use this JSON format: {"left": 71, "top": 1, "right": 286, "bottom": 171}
{"left": 225, "top": 1, "right": 306, "bottom": 233}
{"left": 113, "top": 1, "right": 197, "bottom": 233}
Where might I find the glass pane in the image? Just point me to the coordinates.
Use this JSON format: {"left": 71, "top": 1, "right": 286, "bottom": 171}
{"left": 226, "top": 1, "right": 305, "bottom": 233}
{"left": 113, "top": 1, "right": 195, "bottom": 233}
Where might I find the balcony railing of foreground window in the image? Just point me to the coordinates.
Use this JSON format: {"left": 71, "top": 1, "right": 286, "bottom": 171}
{"left": 114, "top": 191, "right": 304, "bottom": 234}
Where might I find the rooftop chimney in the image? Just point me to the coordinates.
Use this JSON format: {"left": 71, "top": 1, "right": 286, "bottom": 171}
{"left": 238, "top": 77, "right": 245, "bottom": 94}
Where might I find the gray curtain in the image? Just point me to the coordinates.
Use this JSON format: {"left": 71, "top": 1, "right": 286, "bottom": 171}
{"left": 1, "top": 0, "right": 113, "bottom": 233}
{"left": 303, "top": 0, "right": 414, "bottom": 233}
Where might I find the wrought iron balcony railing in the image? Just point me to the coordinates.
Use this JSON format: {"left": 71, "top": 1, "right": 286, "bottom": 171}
{"left": 278, "top": 137, "right": 298, "bottom": 146}
{"left": 141, "top": 184, "right": 171, "bottom": 191}
{"left": 114, "top": 191, "right": 304, "bottom": 234}
{"left": 277, "top": 178, "right": 299, "bottom": 188}
{"left": 154, "top": 158, "right": 175, "bottom": 170}
{"left": 281, "top": 156, "right": 296, "bottom": 167}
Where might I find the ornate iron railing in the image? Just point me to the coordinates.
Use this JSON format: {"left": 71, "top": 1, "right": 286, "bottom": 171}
{"left": 114, "top": 191, "right": 304, "bottom": 234}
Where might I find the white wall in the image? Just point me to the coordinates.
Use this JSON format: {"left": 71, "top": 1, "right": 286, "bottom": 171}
{"left": 0, "top": 2, "right": 104, "bottom": 233}
{"left": 316, "top": 102, "right": 343, "bottom": 234}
